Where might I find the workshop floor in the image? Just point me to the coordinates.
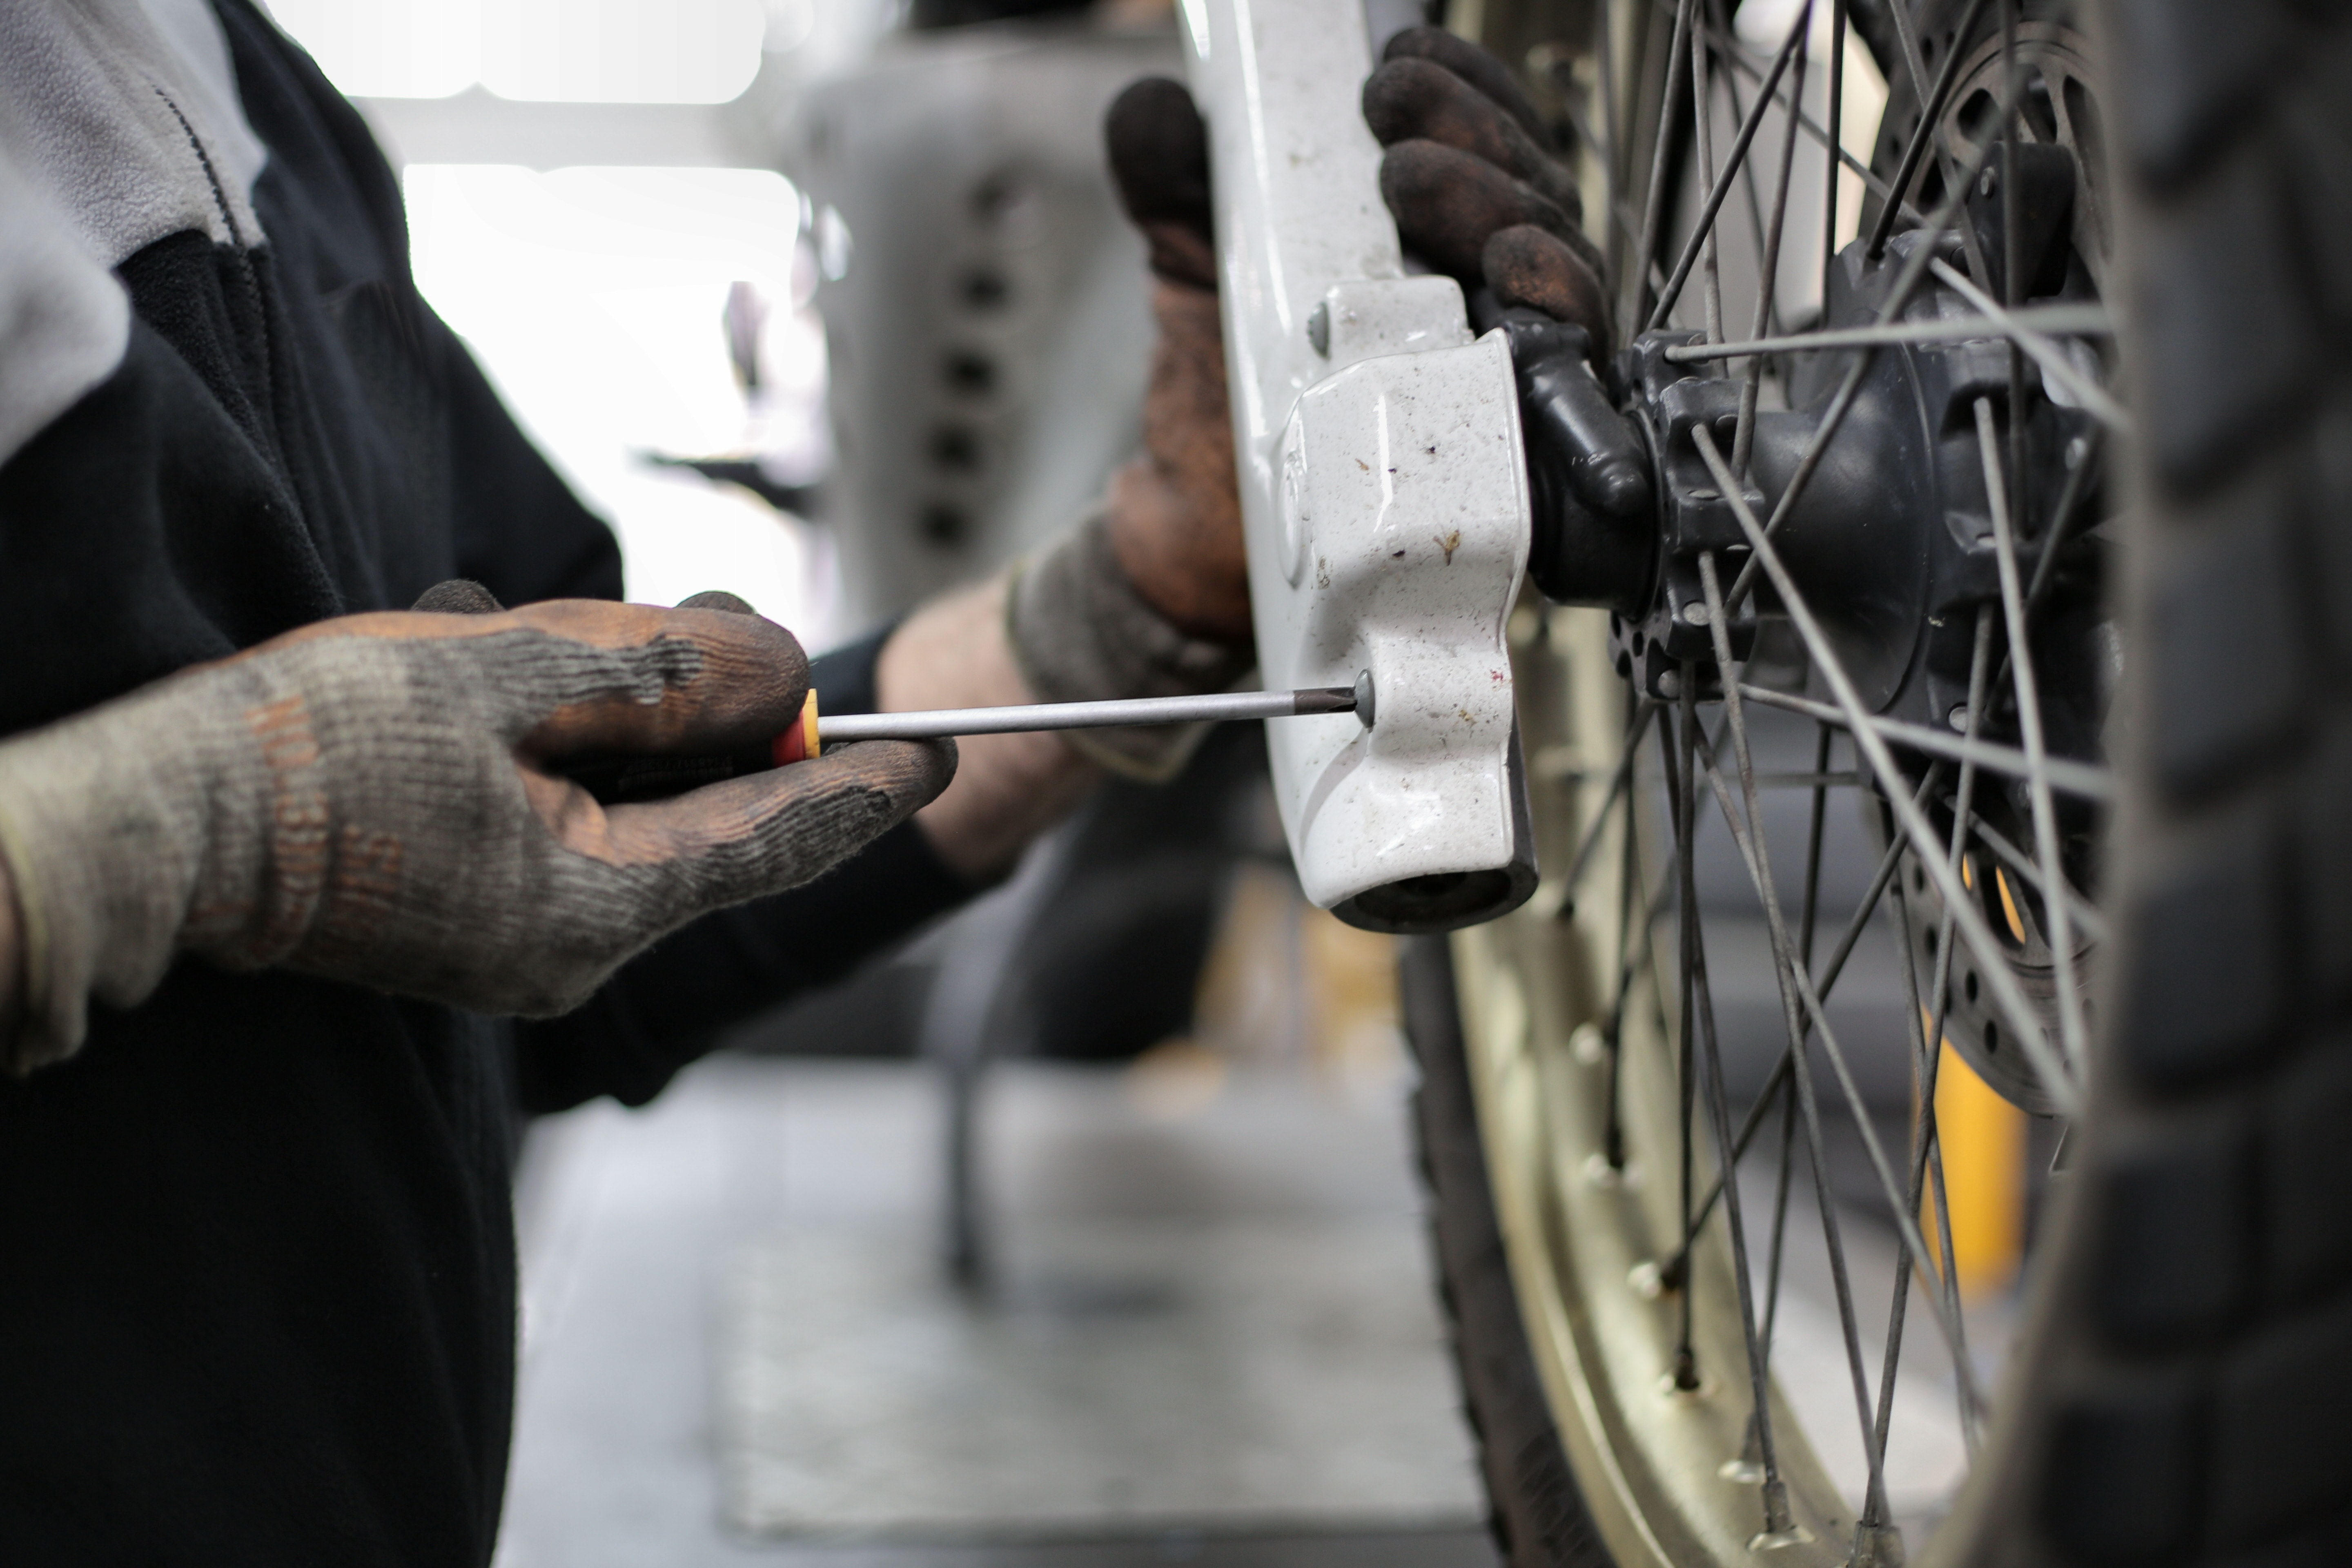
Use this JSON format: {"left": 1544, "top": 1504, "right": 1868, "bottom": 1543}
{"left": 493, "top": 1052, "right": 1498, "bottom": 1568}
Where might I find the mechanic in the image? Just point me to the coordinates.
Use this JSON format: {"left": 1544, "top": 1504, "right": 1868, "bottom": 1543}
{"left": 0, "top": 1, "right": 1595, "bottom": 1560}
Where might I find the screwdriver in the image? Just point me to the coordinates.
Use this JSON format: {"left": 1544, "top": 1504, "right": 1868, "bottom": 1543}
{"left": 579, "top": 673, "right": 1375, "bottom": 800}
{"left": 778, "top": 670, "right": 1376, "bottom": 759}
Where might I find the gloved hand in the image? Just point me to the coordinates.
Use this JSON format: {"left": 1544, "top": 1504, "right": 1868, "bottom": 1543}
{"left": 1100, "top": 77, "right": 1246, "bottom": 646}
{"left": 1363, "top": 26, "right": 1612, "bottom": 352}
{"left": 1365, "top": 27, "right": 1652, "bottom": 604}
{"left": 0, "top": 593, "right": 954, "bottom": 1072}
{"left": 1002, "top": 77, "right": 1253, "bottom": 782}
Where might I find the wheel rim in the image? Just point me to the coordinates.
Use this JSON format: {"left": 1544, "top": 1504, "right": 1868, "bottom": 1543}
{"left": 1448, "top": 1, "right": 2120, "bottom": 1561}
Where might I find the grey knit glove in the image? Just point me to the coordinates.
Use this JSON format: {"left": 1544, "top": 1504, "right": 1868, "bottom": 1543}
{"left": 1008, "top": 511, "right": 1253, "bottom": 781}
{"left": 1013, "top": 80, "right": 1254, "bottom": 782}
{"left": 0, "top": 599, "right": 954, "bottom": 1072}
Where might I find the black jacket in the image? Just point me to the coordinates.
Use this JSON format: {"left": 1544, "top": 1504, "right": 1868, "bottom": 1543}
{"left": 0, "top": 4, "right": 968, "bottom": 1560}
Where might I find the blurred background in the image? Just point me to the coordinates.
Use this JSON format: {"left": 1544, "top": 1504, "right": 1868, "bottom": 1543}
{"left": 261, "top": 2, "right": 1497, "bottom": 1563}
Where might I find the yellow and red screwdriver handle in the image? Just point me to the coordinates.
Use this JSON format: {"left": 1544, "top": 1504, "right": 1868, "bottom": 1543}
{"left": 770, "top": 690, "right": 823, "bottom": 765}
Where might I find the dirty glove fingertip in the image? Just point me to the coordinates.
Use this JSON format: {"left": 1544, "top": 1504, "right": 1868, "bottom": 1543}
{"left": 1381, "top": 25, "right": 1549, "bottom": 144}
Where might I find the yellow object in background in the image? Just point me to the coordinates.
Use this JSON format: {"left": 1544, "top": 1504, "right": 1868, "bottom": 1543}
{"left": 1922, "top": 1038, "right": 2026, "bottom": 1301}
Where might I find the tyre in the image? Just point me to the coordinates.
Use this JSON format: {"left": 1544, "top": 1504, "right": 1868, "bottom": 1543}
{"left": 1401, "top": 3, "right": 2352, "bottom": 1565}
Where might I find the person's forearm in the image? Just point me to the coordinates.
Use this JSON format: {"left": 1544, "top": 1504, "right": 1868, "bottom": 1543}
{"left": 877, "top": 573, "right": 1100, "bottom": 880}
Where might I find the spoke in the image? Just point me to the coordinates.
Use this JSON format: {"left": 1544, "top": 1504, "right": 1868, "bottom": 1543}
{"left": 1662, "top": 303, "right": 2112, "bottom": 363}
{"left": 1822, "top": 0, "right": 1846, "bottom": 318}
{"left": 1633, "top": 0, "right": 1700, "bottom": 329}
{"left": 1691, "top": 732, "right": 1989, "bottom": 1417}
{"left": 1657, "top": 0, "right": 1927, "bottom": 232}
{"left": 1602, "top": 768, "right": 1647, "bottom": 1172}
{"left": 1605, "top": 838, "right": 1677, "bottom": 1173}
{"left": 1693, "top": 421, "right": 2082, "bottom": 1117}
{"left": 1594, "top": 0, "right": 1620, "bottom": 246}
{"left": 1555, "top": 84, "right": 1675, "bottom": 301}
{"left": 1915, "top": 606, "right": 1996, "bottom": 1452}
{"left": 1695, "top": 555, "right": 1894, "bottom": 1523}
{"left": 1734, "top": 684, "right": 2114, "bottom": 802}
{"left": 1750, "top": 770, "right": 1866, "bottom": 788}
{"left": 1948, "top": 801, "right": 2108, "bottom": 942}
{"left": 1661, "top": 692, "right": 1702, "bottom": 1390}
{"left": 1732, "top": 0, "right": 1811, "bottom": 474}
{"left": 1860, "top": 846, "right": 1933, "bottom": 1549}
{"left": 1714, "top": 44, "right": 1782, "bottom": 344}
{"left": 1746, "top": 720, "right": 1831, "bottom": 1470}
{"left": 1647, "top": 1, "right": 1813, "bottom": 334}
{"left": 1869, "top": 607, "right": 1996, "bottom": 1521}
{"left": 1559, "top": 701, "right": 1660, "bottom": 913}
{"left": 1718, "top": 47, "right": 2036, "bottom": 617}
{"left": 1932, "top": 260, "right": 2130, "bottom": 431}
{"left": 1667, "top": 763, "right": 1947, "bottom": 1258}
{"left": 1757, "top": 1069, "right": 1800, "bottom": 1390}
{"left": 1976, "top": 397, "right": 2090, "bottom": 1071}
{"left": 2002, "top": 0, "right": 2029, "bottom": 546}
{"left": 1884, "top": 849, "right": 1973, "bottom": 1475}
{"left": 1690, "top": 18, "right": 1727, "bottom": 347}
{"left": 1880, "top": 0, "right": 2002, "bottom": 293}
{"left": 2026, "top": 429, "right": 2101, "bottom": 615}
{"left": 1864, "top": 0, "right": 1993, "bottom": 258}
{"left": 1674, "top": 659, "right": 1798, "bottom": 1537}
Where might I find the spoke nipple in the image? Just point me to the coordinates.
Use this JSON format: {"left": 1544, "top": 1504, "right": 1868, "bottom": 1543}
{"left": 1849, "top": 1521, "right": 1908, "bottom": 1567}
{"left": 1747, "top": 1524, "right": 1815, "bottom": 1554}
{"left": 1760, "top": 1477, "right": 1796, "bottom": 1535}
{"left": 1669, "top": 1348, "right": 1700, "bottom": 1392}
{"left": 1750, "top": 1479, "right": 1813, "bottom": 1553}
{"left": 1570, "top": 1023, "right": 1605, "bottom": 1065}
{"left": 1628, "top": 1259, "right": 1666, "bottom": 1299}
{"left": 1682, "top": 601, "right": 1711, "bottom": 626}
{"left": 1947, "top": 704, "right": 1971, "bottom": 733}
{"left": 1656, "top": 669, "right": 1683, "bottom": 700}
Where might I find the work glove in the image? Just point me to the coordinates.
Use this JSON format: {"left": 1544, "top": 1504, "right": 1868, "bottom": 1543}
{"left": 1003, "top": 76, "right": 1252, "bottom": 781}
{"left": 1365, "top": 27, "right": 1651, "bottom": 603}
{"left": 1363, "top": 26, "right": 1612, "bottom": 352}
{"left": 0, "top": 592, "right": 954, "bottom": 1073}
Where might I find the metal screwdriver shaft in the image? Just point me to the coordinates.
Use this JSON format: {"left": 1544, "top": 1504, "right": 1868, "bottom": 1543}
{"left": 819, "top": 672, "right": 1374, "bottom": 744}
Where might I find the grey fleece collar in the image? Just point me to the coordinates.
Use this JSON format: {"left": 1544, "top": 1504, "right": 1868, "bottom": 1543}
{"left": 0, "top": 0, "right": 272, "bottom": 466}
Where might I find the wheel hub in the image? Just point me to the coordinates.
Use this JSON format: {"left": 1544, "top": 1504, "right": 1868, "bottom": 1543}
{"left": 1512, "top": 162, "right": 2112, "bottom": 1114}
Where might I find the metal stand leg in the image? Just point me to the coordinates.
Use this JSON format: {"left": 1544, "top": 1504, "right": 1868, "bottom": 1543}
{"left": 917, "top": 824, "right": 1075, "bottom": 1291}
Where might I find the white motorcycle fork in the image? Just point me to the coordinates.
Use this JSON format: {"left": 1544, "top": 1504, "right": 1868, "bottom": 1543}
{"left": 1180, "top": 0, "right": 1539, "bottom": 932}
